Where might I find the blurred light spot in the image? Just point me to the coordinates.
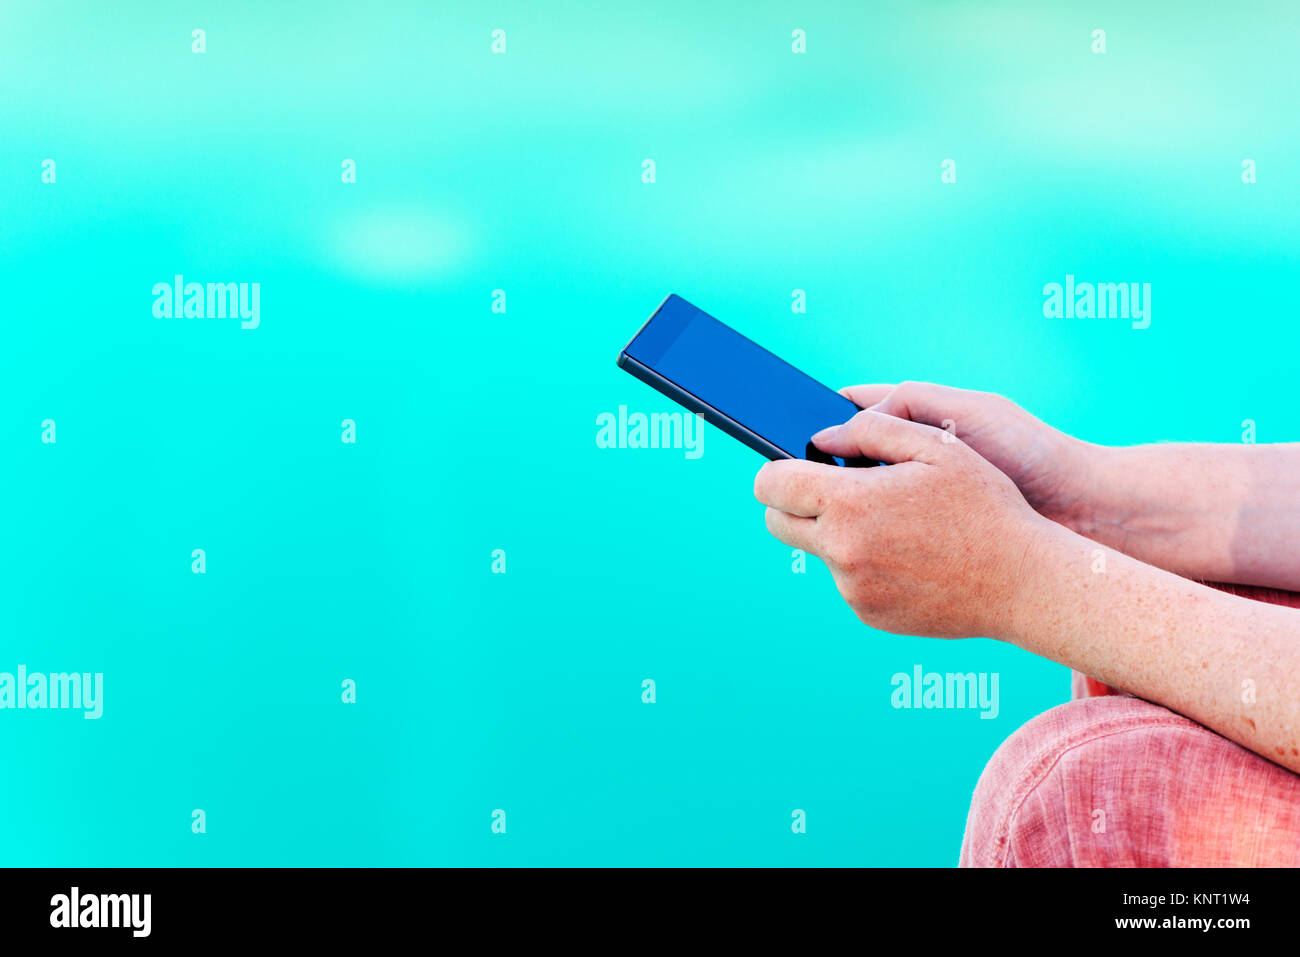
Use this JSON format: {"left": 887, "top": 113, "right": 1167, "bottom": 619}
{"left": 333, "top": 209, "right": 463, "bottom": 282}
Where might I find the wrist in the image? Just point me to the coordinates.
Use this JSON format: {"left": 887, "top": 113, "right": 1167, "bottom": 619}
{"left": 1050, "top": 441, "right": 1130, "bottom": 541}
{"left": 991, "top": 514, "right": 1078, "bottom": 645}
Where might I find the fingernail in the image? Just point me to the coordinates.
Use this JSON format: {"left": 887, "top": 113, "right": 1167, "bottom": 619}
{"left": 812, "top": 425, "right": 839, "bottom": 443}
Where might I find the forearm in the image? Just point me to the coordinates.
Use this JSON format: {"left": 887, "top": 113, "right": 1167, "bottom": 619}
{"left": 1067, "top": 442, "right": 1300, "bottom": 590}
{"left": 1005, "top": 521, "right": 1300, "bottom": 774}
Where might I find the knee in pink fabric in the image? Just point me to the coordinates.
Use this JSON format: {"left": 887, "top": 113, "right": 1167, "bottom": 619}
{"left": 960, "top": 696, "right": 1300, "bottom": 867}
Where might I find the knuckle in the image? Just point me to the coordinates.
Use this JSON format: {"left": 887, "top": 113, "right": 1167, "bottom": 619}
{"left": 895, "top": 380, "right": 929, "bottom": 400}
{"left": 825, "top": 534, "right": 861, "bottom": 572}
{"left": 849, "top": 408, "right": 877, "bottom": 440}
{"left": 932, "top": 426, "right": 960, "bottom": 451}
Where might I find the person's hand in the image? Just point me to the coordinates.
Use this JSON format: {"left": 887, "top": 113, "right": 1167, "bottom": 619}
{"left": 753, "top": 409, "right": 1058, "bottom": 639}
{"left": 839, "top": 382, "right": 1095, "bottom": 531}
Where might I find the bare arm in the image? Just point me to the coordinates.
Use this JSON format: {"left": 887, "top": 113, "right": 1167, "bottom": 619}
{"left": 1071, "top": 443, "right": 1300, "bottom": 591}
{"left": 1013, "top": 520, "right": 1300, "bottom": 772}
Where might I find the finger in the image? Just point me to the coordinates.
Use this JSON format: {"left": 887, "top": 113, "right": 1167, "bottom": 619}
{"left": 838, "top": 384, "right": 895, "bottom": 408}
{"left": 871, "top": 381, "right": 971, "bottom": 429}
{"left": 753, "top": 459, "right": 837, "bottom": 517}
{"left": 764, "top": 507, "right": 820, "bottom": 552}
{"left": 812, "top": 409, "right": 948, "bottom": 465}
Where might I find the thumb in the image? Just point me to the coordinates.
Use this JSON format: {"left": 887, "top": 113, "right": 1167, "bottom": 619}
{"left": 812, "top": 409, "right": 948, "bottom": 465}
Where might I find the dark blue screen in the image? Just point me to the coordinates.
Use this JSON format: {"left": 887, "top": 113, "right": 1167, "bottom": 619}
{"left": 626, "top": 296, "right": 861, "bottom": 462}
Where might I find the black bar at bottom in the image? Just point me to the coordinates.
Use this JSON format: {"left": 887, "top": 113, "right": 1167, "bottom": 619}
{"left": 0, "top": 866, "right": 1282, "bottom": 943}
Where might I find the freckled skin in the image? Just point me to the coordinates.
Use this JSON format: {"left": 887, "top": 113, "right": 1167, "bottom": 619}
{"left": 755, "top": 382, "right": 1300, "bottom": 775}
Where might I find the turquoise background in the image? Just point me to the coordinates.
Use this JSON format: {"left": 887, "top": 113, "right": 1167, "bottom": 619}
{"left": 1, "top": 1, "right": 1297, "bottom": 866}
